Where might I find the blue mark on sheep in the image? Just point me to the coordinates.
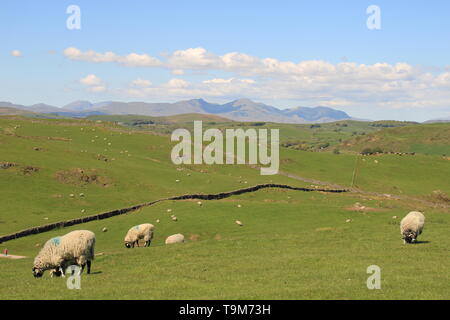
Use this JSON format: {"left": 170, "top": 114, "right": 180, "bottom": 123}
{"left": 134, "top": 225, "right": 140, "bottom": 230}
{"left": 51, "top": 237, "right": 61, "bottom": 246}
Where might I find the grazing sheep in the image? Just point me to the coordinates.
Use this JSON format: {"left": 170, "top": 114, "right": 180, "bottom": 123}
{"left": 124, "top": 223, "right": 155, "bottom": 248}
{"left": 235, "top": 220, "right": 243, "bottom": 226}
{"left": 165, "top": 234, "right": 185, "bottom": 244}
{"left": 400, "top": 211, "right": 425, "bottom": 244}
{"left": 32, "top": 230, "right": 96, "bottom": 278}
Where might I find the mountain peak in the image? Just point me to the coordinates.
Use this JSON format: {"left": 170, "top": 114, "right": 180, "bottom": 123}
{"left": 182, "top": 98, "right": 210, "bottom": 106}
{"left": 231, "top": 98, "right": 256, "bottom": 105}
{"left": 5, "top": 98, "right": 353, "bottom": 124}
{"left": 64, "top": 100, "right": 94, "bottom": 111}
{"left": 283, "top": 105, "right": 350, "bottom": 121}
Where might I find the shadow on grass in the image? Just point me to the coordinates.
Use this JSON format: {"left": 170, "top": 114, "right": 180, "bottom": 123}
{"left": 88, "top": 271, "right": 102, "bottom": 275}
{"left": 414, "top": 240, "right": 430, "bottom": 244}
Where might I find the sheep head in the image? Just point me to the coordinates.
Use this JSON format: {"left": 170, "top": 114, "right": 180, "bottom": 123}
{"left": 402, "top": 230, "right": 416, "bottom": 243}
{"left": 32, "top": 267, "right": 44, "bottom": 278}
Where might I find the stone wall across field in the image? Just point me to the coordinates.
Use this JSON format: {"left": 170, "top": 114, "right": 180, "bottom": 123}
{"left": 0, "top": 184, "right": 348, "bottom": 244}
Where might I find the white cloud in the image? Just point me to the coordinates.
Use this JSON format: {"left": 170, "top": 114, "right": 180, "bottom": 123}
{"left": 64, "top": 47, "right": 450, "bottom": 111}
{"left": 80, "top": 74, "right": 103, "bottom": 86}
{"left": 64, "top": 47, "right": 161, "bottom": 67}
{"left": 171, "top": 69, "right": 185, "bottom": 75}
{"left": 166, "top": 78, "right": 190, "bottom": 89}
{"left": 167, "top": 47, "right": 219, "bottom": 69}
{"left": 89, "top": 85, "right": 107, "bottom": 93}
{"left": 130, "top": 78, "right": 152, "bottom": 88}
{"left": 79, "top": 74, "right": 107, "bottom": 93}
{"left": 203, "top": 78, "right": 255, "bottom": 84}
{"left": 11, "top": 50, "right": 22, "bottom": 57}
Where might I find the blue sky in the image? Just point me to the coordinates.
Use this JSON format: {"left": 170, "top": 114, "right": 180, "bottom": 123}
{"left": 1, "top": 0, "right": 450, "bottom": 121}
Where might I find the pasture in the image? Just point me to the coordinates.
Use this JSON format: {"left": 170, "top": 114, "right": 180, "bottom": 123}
{"left": 0, "top": 116, "right": 449, "bottom": 299}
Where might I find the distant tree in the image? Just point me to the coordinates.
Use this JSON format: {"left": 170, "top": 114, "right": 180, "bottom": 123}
{"left": 372, "top": 146, "right": 383, "bottom": 154}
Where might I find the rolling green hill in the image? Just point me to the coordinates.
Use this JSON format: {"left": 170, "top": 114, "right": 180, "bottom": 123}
{"left": 0, "top": 115, "right": 449, "bottom": 299}
{"left": 90, "top": 115, "right": 421, "bottom": 152}
{"left": 0, "top": 107, "right": 36, "bottom": 116}
{"left": 338, "top": 122, "right": 450, "bottom": 155}
{"left": 0, "top": 116, "right": 296, "bottom": 235}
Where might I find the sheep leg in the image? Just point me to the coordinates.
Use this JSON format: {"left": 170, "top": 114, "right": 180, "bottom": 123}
{"left": 87, "top": 261, "right": 91, "bottom": 274}
{"left": 59, "top": 266, "right": 65, "bottom": 277}
{"left": 79, "top": 264, "right": 85, "bottom": 275}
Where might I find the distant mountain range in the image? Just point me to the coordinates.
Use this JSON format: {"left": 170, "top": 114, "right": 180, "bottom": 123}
{"left": 0, "top": 98, "right": 355, "bottom": 123}
{"left": 423, "top": 117, "right": 450, "bottom": 124}
{"left": 2, "top": 98, "right": 447, "bottom": 124}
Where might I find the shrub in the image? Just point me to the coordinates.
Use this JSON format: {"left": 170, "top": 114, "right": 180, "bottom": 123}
{"left": 372, "top": 146, "right": 383, "bottom": 154}
{"left": 361, "top": 147, "right": 383, "bottom": 155}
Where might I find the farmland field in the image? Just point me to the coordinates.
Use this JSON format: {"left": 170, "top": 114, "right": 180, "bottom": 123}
{"left": 0, "top": 116, "right": 449, "bottom": 300}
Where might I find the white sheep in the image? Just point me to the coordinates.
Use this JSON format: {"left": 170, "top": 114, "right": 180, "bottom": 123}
{"left": 124, "top": 223, "right": 155, "bottom": 248}
{"left": 32, "top": 230, "right": 96, "bottom": 278}
{"left": 165, "top": 234, "right": 185, "bottom": 244}
{"left": 400, "top": 211, "right": 425, "bottom": 244}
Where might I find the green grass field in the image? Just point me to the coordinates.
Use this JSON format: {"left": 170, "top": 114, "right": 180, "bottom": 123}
{"left": 89, "top": 114, "right": 420, "bottom": 152}
{"left": 338, "top": 122, "right": 450, "bottom": 155}
{"left": 0, "top": 116, "right": 449, "bottom": 299}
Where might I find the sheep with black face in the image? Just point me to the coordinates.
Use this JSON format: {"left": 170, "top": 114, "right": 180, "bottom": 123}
{"left": 400, "top": 211, "right": 425, "bottom": 244}
{"left": 124, "top": 223, "right": 155, "bottom": 248}
{"left": 32, "top": 230, "right": 95, "bottom": 278}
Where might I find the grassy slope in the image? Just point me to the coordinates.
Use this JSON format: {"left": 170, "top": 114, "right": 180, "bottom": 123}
{"left": 280, "top": 148, "right": 450, "bottom": 197}
{"left": 0, "top": 116, "right": 296, "bottom": 234}
{"left": 0, "top": 116, "right": 449, "bottom": 299}
{"left": 0, "top": 107, "right": 35, "bottom": 116}
{"left": 338, "top": 122, "right": 450, "bottom": 155}
{"left": 1, "top": 189, "right": 449, "bottom": 299}
{"left": 90, "top": 115, "right": 419, "bottom": 152}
